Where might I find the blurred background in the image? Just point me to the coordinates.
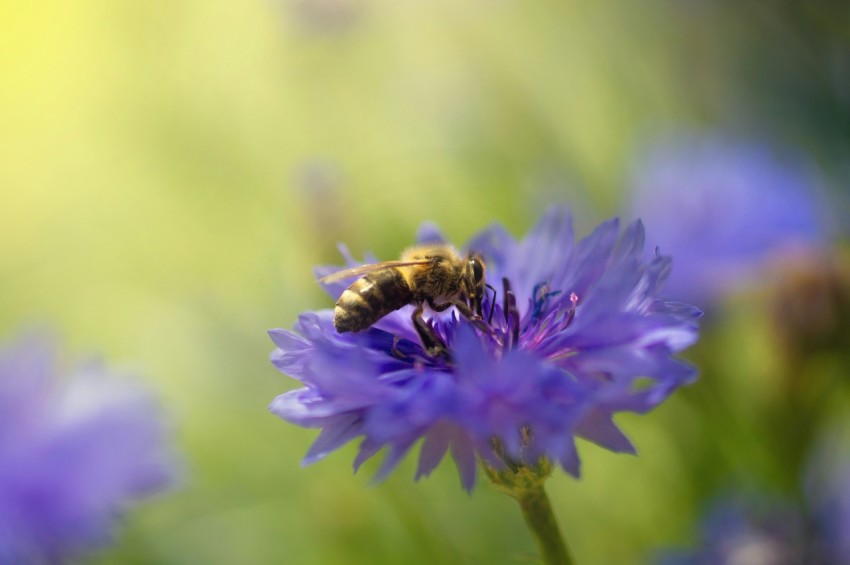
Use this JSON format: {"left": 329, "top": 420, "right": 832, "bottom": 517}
{"left": 1, "top": 0, "right": 849, "bottom": 563}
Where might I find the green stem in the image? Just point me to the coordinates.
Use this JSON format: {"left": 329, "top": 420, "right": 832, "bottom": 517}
{"left": 515, "top": 481, "right": 574, "bottom": 565}
{"left": 483, "top": 455, "right": 574, "bottom": 565}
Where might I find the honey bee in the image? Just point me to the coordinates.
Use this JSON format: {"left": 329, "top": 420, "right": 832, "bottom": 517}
{"left": 319, "top": 244, "right": 488, "bottom": 356}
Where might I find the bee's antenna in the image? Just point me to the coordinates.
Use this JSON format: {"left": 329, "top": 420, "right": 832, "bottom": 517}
{"left": 485, "top": 283, "right": 497, "bottom": 325}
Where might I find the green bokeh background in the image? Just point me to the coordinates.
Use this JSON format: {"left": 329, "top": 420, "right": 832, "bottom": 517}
{"left": 2, "top": 1, "right": 848, "bottom": 563}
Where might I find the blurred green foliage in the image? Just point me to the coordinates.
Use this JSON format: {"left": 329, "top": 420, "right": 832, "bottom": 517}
{"left": 1, "top": 0, "right": 848, "bottom": 563}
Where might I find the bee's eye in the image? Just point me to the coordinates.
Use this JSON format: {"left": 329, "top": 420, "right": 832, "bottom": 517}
{"left": 471, "top": 258, "right": 484, "bottom": 283}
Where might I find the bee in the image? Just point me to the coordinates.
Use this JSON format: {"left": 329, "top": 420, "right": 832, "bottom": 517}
{"left": 319, "top": 244, "right": 487, "bottom": 357}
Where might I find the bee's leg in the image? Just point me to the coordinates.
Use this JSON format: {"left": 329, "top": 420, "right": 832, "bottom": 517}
{"left": 426, "top": 300, "right": 453, "bottom": 313}
{"left": 425, "top": 298, "right": 498, "bottom": 346}
{"left": 485, "top": 283, "right": 497, "bottom": 324}
{"left": 446, "top": 300, "right": 475, "bottom": 320}
{"left": 390, "top": 335, "right": 410, "bottom": 361}
{"left": 412, "top": 303, "right": 450, "bottom": 359}
{"left": 436, "top": 299, "right": 491, "bottom": 333}
{"left": 427, "top": 298, "right": 476, "bottom": 320}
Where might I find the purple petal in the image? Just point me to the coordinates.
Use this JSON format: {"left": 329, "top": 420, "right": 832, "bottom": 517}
{"left": 353, "top": 439, "right": 382, "bottom": 472}
{"left": 303, "top": 413, "right": 364, "bottom": 465}
{"left": 553, "top": 437, "right": 581, "bottom": 477}
{"left": 415, "top": 425, "right": 452, "bottom": 480}
{"left": 416, "top": 222, "right": 447, "bottom": 244}
{"left": 373, "top": 436, "right": 418, "bottom": 482}
{"left": 575, "top": 410, "right": 636, "bottom": 454}
{"left": 450, "top": 434, "right": 477, "bottom": 492}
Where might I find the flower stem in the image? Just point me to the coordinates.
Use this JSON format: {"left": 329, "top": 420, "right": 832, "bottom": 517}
{"left": 483, "top": 455, "right": 574, "bottom": 565}
{"left": 515, "top": 481, "right": 573, "bottom": 565}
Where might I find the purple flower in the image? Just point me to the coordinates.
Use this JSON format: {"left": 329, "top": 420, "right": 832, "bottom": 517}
{"left": 657, "top": 429, "right": 850, "bottom": 565}
{"left": 655, "top": 497, "right": 805, "bottom": 565}
{"left": 0, "top": 335, "right": 177, "bottom": 563}
{"left": 805, "top": 429, "right": 850, "bottom": 564}
{"left": 269, "top": 208, "right": 700, "bottom": 491}
{"left": 627, "top": 133, "right": 825, "bottom": 309}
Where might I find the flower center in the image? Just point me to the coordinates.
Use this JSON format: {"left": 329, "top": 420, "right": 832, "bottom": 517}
{"left": 531, "top": 282, "right": 563, "bottom": 322}
{"left": 476, "top": 278, "right": 579, "bottom": 356}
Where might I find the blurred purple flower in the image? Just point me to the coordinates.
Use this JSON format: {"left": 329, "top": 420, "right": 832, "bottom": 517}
{"left": 658, "top": 428, "right": 850, "bottom": 565}
{"left": 655, "top": 497, "right": 805, "bottom": 565}
{"left": 269, "top": 208, "right": 700, "bottom": 491}
{"left": 0, "top": 335, "right": 177, "bottom": 563}
{"left": 805, "top": 429, "right": 850, "bottom": 564}
{"left": 627, "top": 133, "right": 826, "bottom": 309}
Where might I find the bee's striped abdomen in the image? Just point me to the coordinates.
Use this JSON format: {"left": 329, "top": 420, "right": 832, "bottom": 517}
{"left": 333, "top": 268, "right": 413, "bottom": 333}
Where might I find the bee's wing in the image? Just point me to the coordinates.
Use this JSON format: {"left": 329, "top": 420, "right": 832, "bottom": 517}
{"left": 318, "top": 260, "right": 433, "bottom": 283}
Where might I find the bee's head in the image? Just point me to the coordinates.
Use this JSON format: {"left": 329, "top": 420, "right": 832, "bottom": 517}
{"left": 466, "top": 253, "right": 487, "bottom": 317}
